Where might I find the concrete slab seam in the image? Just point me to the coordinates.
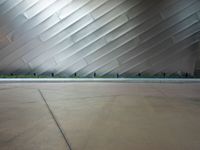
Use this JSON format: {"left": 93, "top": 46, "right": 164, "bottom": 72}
{"left": 38, "top": 89, "right": 73, "bottom": 150}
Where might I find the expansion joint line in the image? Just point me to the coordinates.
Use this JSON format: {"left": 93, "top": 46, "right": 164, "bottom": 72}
{"left": 38, "top": 90, "right": 72, "bottom": 150}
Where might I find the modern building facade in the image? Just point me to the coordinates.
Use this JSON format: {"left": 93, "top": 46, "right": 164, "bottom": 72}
{"left": 0, "top": 0, "right": 200, "bottom": 77}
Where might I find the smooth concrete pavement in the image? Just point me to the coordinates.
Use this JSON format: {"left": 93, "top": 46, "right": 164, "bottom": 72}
{"left": 0, "top": 82, "right": 200, "bottom": 150}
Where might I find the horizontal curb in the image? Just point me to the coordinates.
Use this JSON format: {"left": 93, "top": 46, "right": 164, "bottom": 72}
{"left": 0, "top": 78, "right": 200, "bottom": 83}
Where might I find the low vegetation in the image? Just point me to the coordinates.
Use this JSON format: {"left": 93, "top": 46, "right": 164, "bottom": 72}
{"left": 0, "top": 72, "right": 197, "bottom": 78}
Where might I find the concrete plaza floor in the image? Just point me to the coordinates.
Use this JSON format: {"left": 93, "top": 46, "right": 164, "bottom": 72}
{"left": 0, "top": 82, "right": 200, "bottom": 150}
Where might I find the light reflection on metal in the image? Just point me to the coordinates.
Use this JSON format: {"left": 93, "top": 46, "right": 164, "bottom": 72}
{"left": 24, "top": 0, "right": 57, "bottom": 19}
{"left": 0, "top": 0, "right": 199, "bottom": 77}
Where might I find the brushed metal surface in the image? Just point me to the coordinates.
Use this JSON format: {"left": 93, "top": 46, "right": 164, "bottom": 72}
{"left": 0, "top": 0, "right": 200, "bottom": 76}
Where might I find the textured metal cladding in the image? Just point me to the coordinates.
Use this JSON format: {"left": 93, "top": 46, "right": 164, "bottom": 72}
{"left": 0, "top": 0, "right": 200, "bottom": 76}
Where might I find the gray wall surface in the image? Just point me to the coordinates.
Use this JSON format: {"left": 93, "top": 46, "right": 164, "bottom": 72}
{"left": 0, "top": 0, "right": 200, "bottom": 77}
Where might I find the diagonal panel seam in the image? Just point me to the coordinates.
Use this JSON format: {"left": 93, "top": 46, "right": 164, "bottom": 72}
{"left": 38, "top": 89, "right": 72, "bottom": 150}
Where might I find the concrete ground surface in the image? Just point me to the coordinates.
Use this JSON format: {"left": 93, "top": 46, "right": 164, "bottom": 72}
{"left": 0, "top": 82, "right": 200, "bottom": 150}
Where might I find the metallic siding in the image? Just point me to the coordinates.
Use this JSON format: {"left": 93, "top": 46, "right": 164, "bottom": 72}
{"left": 0, "top": 0, "right": 200, "bottom": 76}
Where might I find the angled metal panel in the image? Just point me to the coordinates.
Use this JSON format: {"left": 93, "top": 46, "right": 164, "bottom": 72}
{"left": 0, "top": 0, "right": 200, "bottom": 76}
